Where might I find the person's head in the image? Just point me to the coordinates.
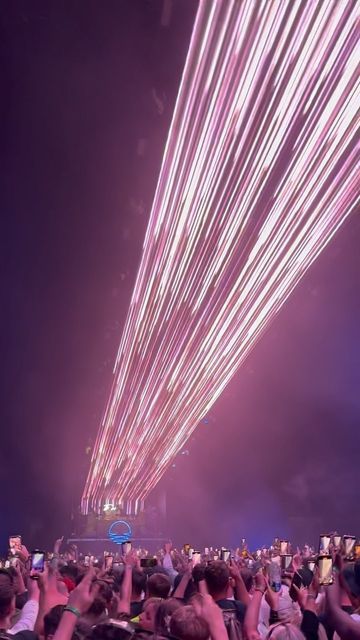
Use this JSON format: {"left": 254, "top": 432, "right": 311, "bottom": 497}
{"left": 240, "top": 568, "right": 254, "bottom": 593}
{"left": 147, "top": 573, "right": 171, "bottom": 599}
{"left": 192, "top": 563, "right": 206, "bottom": 584}
{"left": 154, "top": 598, "right": 183, "bottom": 635}
{"left": 44, "top": 605, "right": 65, "bottom": 640}
{"left": 267, "top": 623, "right": 305, "bottom": 639}
{"left": 138, "top": 597, "right": 162, "bottom": 631}
{"left": 204, "top": 561, "right": 230, "bottom": 599}
{"left": 132, "top": 568, "right": 147, "bottom": 599}
{"left": 0, "top": 575, "right": 16, "bottom": 626}
{"left": 170, "top": 605, "right": 210, "bottom": 640}
{"left": 88, "top": 620, "right": 136, "bottom": 640}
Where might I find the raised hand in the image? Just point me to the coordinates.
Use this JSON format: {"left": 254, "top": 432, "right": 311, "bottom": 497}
{"left": 67, "top": 568, "right": 100, "bottom": 615}
{"left": 254, "top": 571, "right": 267, "bottom": 594}
{"left": 164, "top": 541, "right": 173, "bottom": 554}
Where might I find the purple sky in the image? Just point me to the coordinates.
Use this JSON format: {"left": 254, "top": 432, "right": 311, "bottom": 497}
{"left": 1, "top": 0, "right": 359, "bottom": 549}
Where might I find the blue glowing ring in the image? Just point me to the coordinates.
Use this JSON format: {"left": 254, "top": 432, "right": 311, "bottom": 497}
{"left": 108, "top": 520, "right": 132, "bottom": 545}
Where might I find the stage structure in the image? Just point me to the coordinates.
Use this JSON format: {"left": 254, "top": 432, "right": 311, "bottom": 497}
{"left": 82, "top": 0, "right": 359, "bottom": 515}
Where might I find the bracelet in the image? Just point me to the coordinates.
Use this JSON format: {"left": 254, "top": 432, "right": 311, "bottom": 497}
{"left": 64, "top": 605, "right": 81, "bottom": 618}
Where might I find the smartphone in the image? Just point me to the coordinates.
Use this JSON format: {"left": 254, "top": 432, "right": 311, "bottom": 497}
{"left": 31, "top": 551, "right": 46, "bottom": 574}
{"left": 307, "top": 559, "right": 317, "bottom": 572}
{"left": 319, "top": 534, "right": 331, "bottom": 555}
{"left": 9, "top": 536, "right": 21, "bottom": 555}
{"left": 5, "top": 560, "right": 10, "bottom": 569}
{"left": 343, "top": 536, "right": 356, "bottom": 559}
{"left": 183, "top": 544, "right": 191, "bottom": 556}
{"left": 289, "top": 571, "right": 303, "bottom": 601}
{"left": 318, "top": 555, "right": 333, "bottom": 585}
{"left": 280, "top": 540, "right": 289, "bottom": 555}
{"left": 220, "top": 549, "right": 231, "bottom": 563}
{"left": 213, "top": 554, "right": 219, "bottom": 561}
{"left": 84, "top": 555, "right": 90, "bottom": 567}
{"left": 281, "top": 554, "right": 293, "bottom": 571}
{"left": 122, "top": 541, "right": 132, "bottom": 555}
{"left": 105, "top": 555, "right": 114, "bottom": 570}
{"left": 204, "top": 547, "right": 209, "bottom": 555}
{"left": 332, "top": 534, "right": 342, "bottom": 548}
{"left": 188, "top": 548, "right": 194, "bottom": 560}
{"left": 354, "top": 544, "right": 360, "bottom": 560}
{"left": 192, "top": 551, "right": 202, "bottom": 566}
{"left": 140, "top": 558, "right": 158, "bottom": 568}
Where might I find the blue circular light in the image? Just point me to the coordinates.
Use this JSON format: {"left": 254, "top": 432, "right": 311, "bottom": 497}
{"left": 108, "top": 520, "right": 132, "bottom": 545}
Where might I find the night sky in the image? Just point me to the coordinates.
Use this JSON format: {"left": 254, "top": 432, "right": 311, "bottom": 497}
{"left": 1, "top": 0, "right": 359, "bottom": 552}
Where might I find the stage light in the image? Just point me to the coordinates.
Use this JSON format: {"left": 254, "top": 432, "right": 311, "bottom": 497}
{"left": 82, "top": 0, "right": 359, "bottom": 514}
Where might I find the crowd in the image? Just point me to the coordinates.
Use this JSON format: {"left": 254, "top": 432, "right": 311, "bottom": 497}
{"left": 0, "top": 535, "right": 359, "bottom": 640}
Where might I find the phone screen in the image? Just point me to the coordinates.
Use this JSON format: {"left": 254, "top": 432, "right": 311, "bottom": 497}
{"left": 31, "top": 551, "right": 45, "bottom": 573}
{"left": 319, "top": 555, "right": 333, "bottom": 585}
{"left": 220, "top": 549, "right": 231, "bottom": 563}
{"left": 192, "top": 552, "right": 202, "bottom": 566}
{"left": 333, "top": 535, "right": 341, "bottom": 548}
{"left": 280, "top": 541, "right": 289, "bottom": 555}
{"left": 105, "top": 555, "right": 113, "bottom": 569}
{"left": 307, "top": 559, "right": 316, "bottom": 572}
{"left": 343, "top": 536, "right": 356, "bottom": 558}
{"left": 84, "top": 555, "right": 90, "bottom": 566}
{"left": 9, "top": 536, "right": 21, "bottom": 555}
{"left": 140, "top": 558, "right": 157, "bottom": 568}
{"left": 319, "top": 534, "right": 331, "bottom": 554}
{"left": 281, "top": 554, "right": 293, "bottom": 571}
{"left": 183, "top": 544, "right": 191, "bottom": 555}
{"left": 122, "top": 541, "right": 132, "bottom": 555}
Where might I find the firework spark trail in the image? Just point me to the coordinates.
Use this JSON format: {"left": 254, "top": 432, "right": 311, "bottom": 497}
{"left": 82, "top": 0, "right": 359, "bottom": 514}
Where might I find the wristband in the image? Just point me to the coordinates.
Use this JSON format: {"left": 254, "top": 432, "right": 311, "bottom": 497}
{"left": 64, "top": 605, "right": 81, "bottom": 618}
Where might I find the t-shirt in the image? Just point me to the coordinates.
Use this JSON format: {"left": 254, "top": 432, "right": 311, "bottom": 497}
{"left": 216, "top": 599, "right": 246, "bottom": 623}
{"left": 130, "top": 601, "right": 144, "bottom": 618}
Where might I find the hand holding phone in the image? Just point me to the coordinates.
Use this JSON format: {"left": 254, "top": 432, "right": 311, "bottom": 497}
{"left": 319, "top": 534, "right": 331, "bottom": 555}
{"left": 9, "top": 536, "right": 22, "bottom": 556}
{"left": 30, "top": 550, "right": 46, "bottom": 577}
{"left": 318, "top": 555, "right": 333, "bottom": 585}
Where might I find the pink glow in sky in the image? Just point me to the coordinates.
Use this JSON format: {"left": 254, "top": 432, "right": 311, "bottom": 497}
{"left": 82, "top": 0, "right": 359, "bottom": 514}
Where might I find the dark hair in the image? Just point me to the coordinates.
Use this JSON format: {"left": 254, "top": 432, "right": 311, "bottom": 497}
{"left": 192, "top": 563, "right": 206, "bottom": 584}
{"left": 0, "top": 570, "right": 13, "bottom": 585}
{"left": 89, "top": 624, "right": 132, "bottom": 640}
{"left": 60, "top": 563, "right": 80, "bottom": 582}
{"left": 87, "top": 596, "right": 107, "bottom": 618}
{"left": 171, "top": 574, "right": 196, "bottom": 602}
{"left": 44, "top": 605, "right": 65, "bottom": 639}
{"left": 132, "top": 568, "right": 147, "bottom": 597}
{"left": 170, "top": 605, "right": 210, "bottom": 640}
{"left": 154, "top": 598, "right": 183, "bottom": 634}
{"left": 0, "top": 576, "right": 15, "bottom": 619}
{"left": 147, "top": 573, "right": 171, "bottom": 599}
{"left": 204, "top": 561, "right": 229, "bottom": 595}
{"left": 240, "top": 568, "right": 254, "bottom": 592}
